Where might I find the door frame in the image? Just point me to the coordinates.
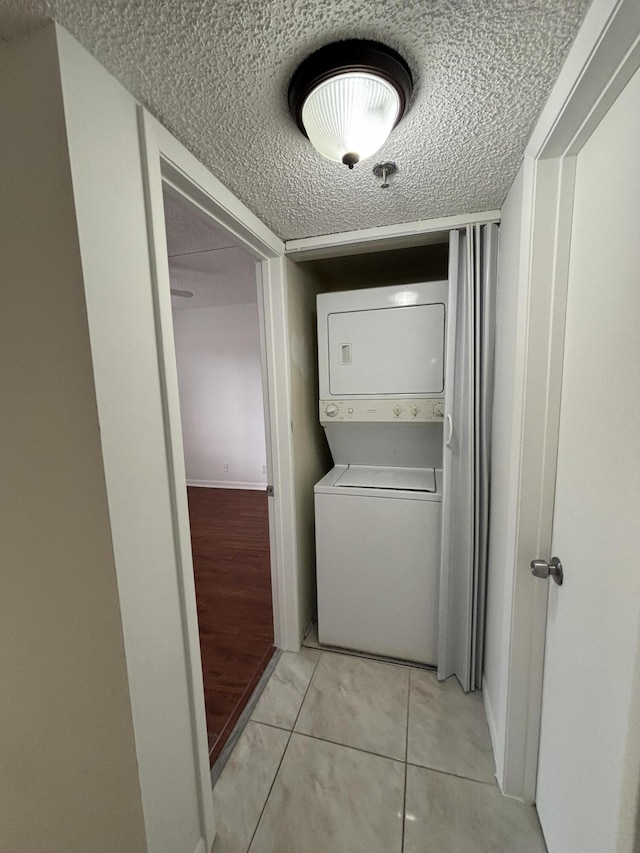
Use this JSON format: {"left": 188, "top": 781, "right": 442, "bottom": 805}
{"left": 137, "top": 107, "right": 299, "bottom": 818}
{"left": 498, "top": 0, "right": 640, "bottom": 802}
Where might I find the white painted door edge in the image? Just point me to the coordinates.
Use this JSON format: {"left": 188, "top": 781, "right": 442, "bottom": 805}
{"left": 498, "top": 0, "right": 640, "bottom": 804}
{"left": 284, "top": 210, "right": 501, "bottom": 261}
{"left": 137, "top": 107, "right": 299, "bottom": 846}
{"left": 138, "top": 106, "right": 215, "bottom": 850}
{"left": 254, "top": 255, "right": 300, "bottom": 651}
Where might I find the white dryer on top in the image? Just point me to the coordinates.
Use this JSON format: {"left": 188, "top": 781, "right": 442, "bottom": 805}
{"left": 317, "top": 280, "right": 448, "bottom": 402}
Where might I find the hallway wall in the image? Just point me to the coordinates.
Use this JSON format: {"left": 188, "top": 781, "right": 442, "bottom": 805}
{"left": 0, "top": 25, "right": 147, "bottom": 853}
{"left": 0, "top": 22, "right": 216, "bottom": 853}
{"left": 173, "top": 303, "right": 267, "bottom": 488}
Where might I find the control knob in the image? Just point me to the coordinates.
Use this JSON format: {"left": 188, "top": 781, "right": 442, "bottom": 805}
{"left": 433, "top": 402, "right": 445, "bottom": 417}
{"left": 325, "top": 403, "right": 339, "bottom": 418}
{"left": 393, "top": 404, "right": 402, "bottom": 417}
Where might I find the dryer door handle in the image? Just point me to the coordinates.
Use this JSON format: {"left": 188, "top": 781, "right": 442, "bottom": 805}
{"left": 445, "top": 413, "right": 453, "bottom": 447}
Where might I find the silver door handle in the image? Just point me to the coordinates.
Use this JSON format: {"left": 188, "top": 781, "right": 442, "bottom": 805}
{"left": 531, "top": 557, "right": 564, "bottom": 586}
{"left": 445, "top": 413, "right": 453, "bottom": 447}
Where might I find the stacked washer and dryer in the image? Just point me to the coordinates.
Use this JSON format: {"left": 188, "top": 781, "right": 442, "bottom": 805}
{"left": 314, "top": 280, "right": 448, "bottom": 665}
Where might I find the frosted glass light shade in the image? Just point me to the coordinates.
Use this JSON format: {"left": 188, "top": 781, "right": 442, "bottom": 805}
{"left": 301, "top": 72, "right": 401, "bottom": 166}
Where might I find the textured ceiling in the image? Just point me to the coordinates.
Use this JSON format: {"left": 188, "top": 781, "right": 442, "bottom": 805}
{"left": 168, "top": 248, "right": 257, "bottom": 311}
{"left": 0, "top": 0, "right": 591, "bottom": 240}
{"left": 164, "top": 187, "right": 237, "bottom": 257}
{"left": 164, "top": 188, "right": 257, "bottom": 311}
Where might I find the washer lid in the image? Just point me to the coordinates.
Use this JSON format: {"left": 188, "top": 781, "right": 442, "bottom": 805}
{"left": 333, "top": 465, "right": 436, "bottom": 492}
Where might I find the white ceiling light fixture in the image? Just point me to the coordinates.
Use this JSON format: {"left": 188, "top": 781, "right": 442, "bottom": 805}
{"left": 288, "top": 40, "right": 413, "bottom": 170}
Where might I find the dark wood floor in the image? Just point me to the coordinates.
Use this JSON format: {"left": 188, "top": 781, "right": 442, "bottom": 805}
{"left": 187, "top": 486, "right": 274, "bottom": 765}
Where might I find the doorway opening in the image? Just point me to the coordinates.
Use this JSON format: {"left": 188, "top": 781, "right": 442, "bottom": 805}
{"left": 162, "top": 186, "right": 275, "bottom": 765}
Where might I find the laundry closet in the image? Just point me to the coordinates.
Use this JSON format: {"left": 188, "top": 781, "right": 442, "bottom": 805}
{"left": 286, "top": 226, "right": 496, "bottom": 692}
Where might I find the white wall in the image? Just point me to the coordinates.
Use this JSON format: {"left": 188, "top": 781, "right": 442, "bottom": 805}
{"left": 55, "top": 24, "right": 213, "bottom": 853}
{"left": 286, "top": 259, "right": 332, "bottom": 638}
{"left": 172, "top": 302, "right": 267, "bottom": 488}
{"left": 0, "top": 26, "right": 147, "bottom": 853}
{"left": 483, "top": 164, "right": 525, "bottom": 783}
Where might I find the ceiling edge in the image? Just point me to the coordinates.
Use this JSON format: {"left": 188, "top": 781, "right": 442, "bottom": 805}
{"left": 284, "top": 209, "right": 501, "bottom": 261}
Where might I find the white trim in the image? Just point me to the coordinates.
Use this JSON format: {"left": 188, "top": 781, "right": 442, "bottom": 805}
{"left": 137, "top": 109, "right": 215, "bottom": 849}
{"left": 186, "top": 480, "right": 268, "bottom": 491}
{"left": 284, "top": 210, "right": 501, "bottom": 261}
{"left": 502, "top": 155, "right": 576, "bottom": 801}
{"left": 256, "top": 255, "right": 300, "bottom": 650}
{"left": 142, "top": 117, "right": 300, "bottom": 649}
{"left": 499, "top": 0, "right": 640, "bottom": 803}
{"left": 137, "top": 108, "right": 298, "bottom": 848}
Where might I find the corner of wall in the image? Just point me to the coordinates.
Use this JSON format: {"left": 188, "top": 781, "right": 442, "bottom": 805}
{"left": 285, "top": 258, "right": 333, "bottom": 639}
{"left": 482, "top": 675, "right": 505, "bottom": 790}
{"left": 483, "top": 160, "right": 527, "bottom": 792}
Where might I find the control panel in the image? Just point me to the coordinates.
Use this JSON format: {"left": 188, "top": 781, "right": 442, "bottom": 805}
{"left": 319, "top": 398, "right": 445, "bottom": 424}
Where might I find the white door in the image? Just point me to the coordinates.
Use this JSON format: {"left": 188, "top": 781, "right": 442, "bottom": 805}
{"left": 534, "top": 67, "right": 640, "bottom": 851}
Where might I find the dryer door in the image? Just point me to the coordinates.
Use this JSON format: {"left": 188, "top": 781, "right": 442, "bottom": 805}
{"left": 327, "top": 303, "right": 445, "bottom": 397}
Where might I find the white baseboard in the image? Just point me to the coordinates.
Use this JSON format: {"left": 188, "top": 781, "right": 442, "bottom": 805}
{"left": 186, "top": 479, "right": 266, "bottom": 491}
{"left": 482, "top": 675, "right": 503, "bottom": 790}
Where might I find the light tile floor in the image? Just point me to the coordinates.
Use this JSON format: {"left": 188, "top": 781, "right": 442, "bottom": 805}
{"left": 212, "top": 648, "right": 547, "bottom": 853}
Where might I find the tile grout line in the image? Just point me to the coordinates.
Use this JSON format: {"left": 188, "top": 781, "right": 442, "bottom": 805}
{"left": 295, "top": 645, "right": 416, "bottom": 766}
{"left": 245, "top": 649, "right": 323, "bottom": 853}
{"left": 291, "top": 648, "right": 323, "bottom": 732}
{"left": 250, "top": 719, "right": 292, "bottom": 735}
{"left": 242, "top": 650, "right": 500, "bottom": 852}
{"left": 245, "top": 727, "right": 293, "bottom": 853}
{"left": 292, "top": 729, "right": 406, "bottom": 765}
{"left": 401, "top": 668, "right": 411, "bottom": 852}
{"left": 252, "top": 718, "right": 497, "bottom": 788}
{"left": 211, "top": 649, "right": 282, "bottom": 786}
{"left": 405, "top": 760, "right": 499, "bottom": 787}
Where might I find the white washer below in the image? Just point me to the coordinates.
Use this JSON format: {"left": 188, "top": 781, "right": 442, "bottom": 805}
{"left": 314, "top": 464, "right": 442, "bottom": 665}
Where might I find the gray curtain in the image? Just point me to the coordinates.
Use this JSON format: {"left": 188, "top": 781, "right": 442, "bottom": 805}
{"left": 438, "top": 224, "right": 498, "bottom": 691}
